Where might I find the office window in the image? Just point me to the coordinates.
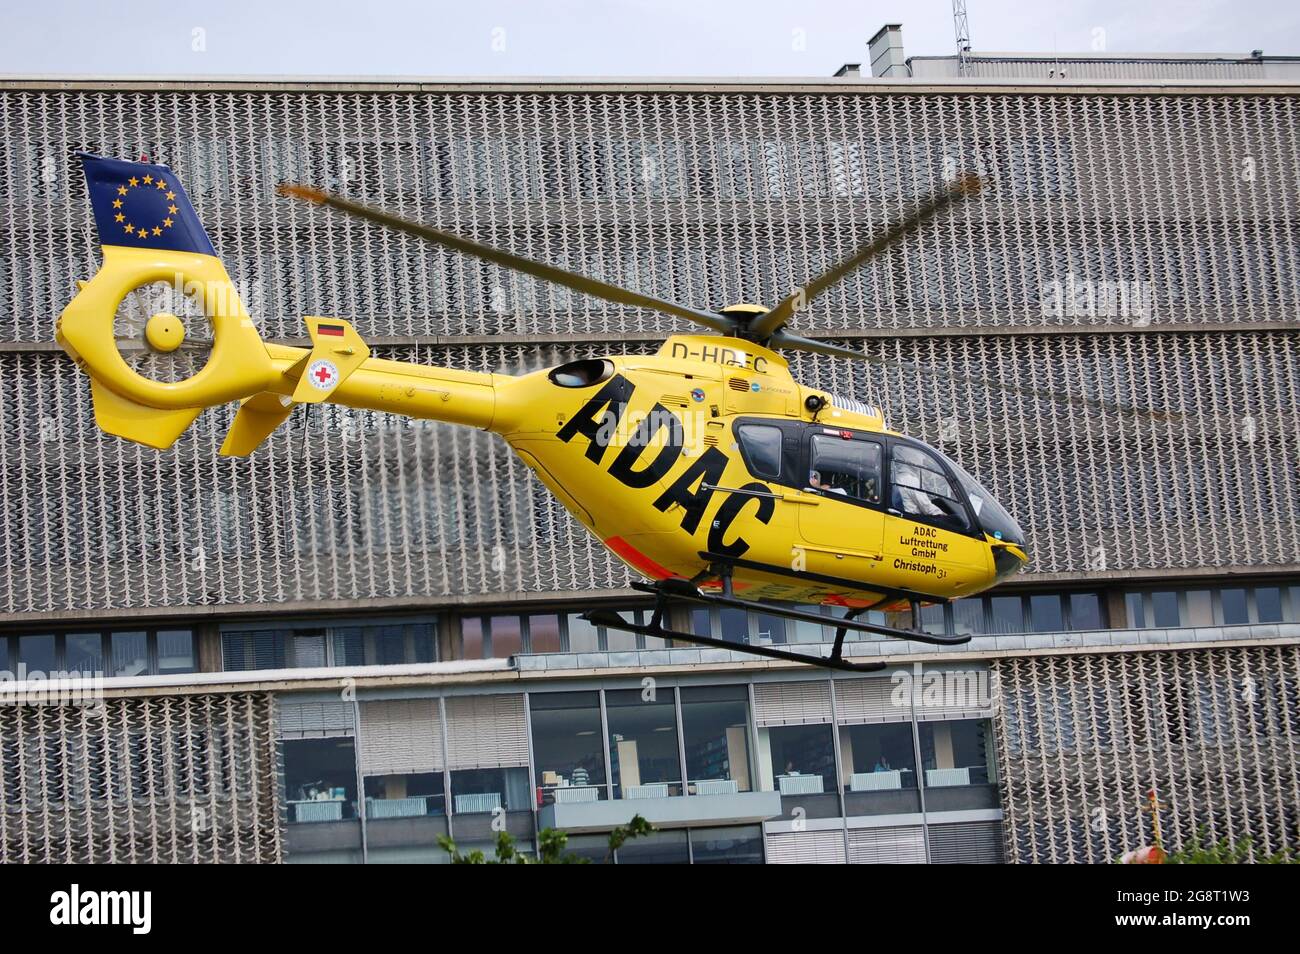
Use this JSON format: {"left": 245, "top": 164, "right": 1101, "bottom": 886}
{"left": 530, "top": 691, "right": 606, "bottom": 803}
{"left": 65, "top": 633, "right": 104, "bottom": 676}
{"left": 690, "top": 607, "right": 711, "bottom": 638}
{"left": 109, "top": 631, "right": 148, "bottom": 675}
{"left": 490, "top": 616, "right": 523, "bottom": 658}
{"left": 460, "top": 618, "right": 485, "bottom": 659}
{"left": 560, "top": 834, "right": 613, "bottom": 863}
{"left": 332, "top": 622, "right": 435, "bottom": 667}
{"left": 412, "top": 625, "right": 436, "bottom": 662}
{"left": 370, "top": 625, "right": 406, "bottom": 665}
{"left": 565, "top": 613, "right": 600, "bottom": 652}
{"left": 450, "top": 767, "right": 531, "bottom": 813}
{"left": 18, "top": 635, "right": 56, "bottom": 674}
{"left": 1185, "top": 590, "right": 1214, "bottom": 627}
{"left": 156, "top": 630, "right": 196, "bottom": 674}
{"left": 988, "top": 596, "right": 1024, "bottom": 635}
{"left": 290, "top": 630, "right": 327, "bottom": 668}
{"left": 1255, "top": 587, "right": 1283, "bottom": 623}
{"left": 364, "top": 772, "right": 445, "bottom": 817}
{"left": 527, "top": 615, "right": 562, "bottom": 653}
{"left": 919, "top": 720, "right": 991, "bottom": 787}
{"left": 1125, "top": 592, "right": 1145, "bottom": 628}
{"left": 0, "top": 637, "right": 7, "bottom": 673}
{"left": 839, "top": 722, "right": 917, "bottom": 791}
{"left": 690, "top": 825, "right": 764, "bottom": 864}
{"left": 787, "top": 605, "right": 827, "bottom": 643}
{"left": 919, "top": 602, "right": 946, "bottom": 635}
{"left": 604, "top": 609, "right": 638, "bottom": 651}
{"left": 736, "top": 423, "right": 783, "bottom": 479}
{"left": 617, "top": 829, "right": 689, "bottom": 864}
{"left": 283, "top": 738, "right": 359, "bottom": 822}
{"left": 681, "top": 685, "right": 752, "bottom": 793}
{"left": 1068, "top": 593, "right": 1102, "bottom": 630}
{"left": 1028, "top": 595, "right": 1064, "bottom": 633}
{"left": 1151, "top": 591, "right": 1180, "bottom": 628}
{"left": 1221, "top": 588, "right": 1249, "bottom": 625}
{"left": 606, "top": 688, "right": 682, "bottom": 798}
{"left": 764, "top": 723, "right": 836, "bottom": 795}
{"left": 719, "top": 606, "right": 748, "bottom": 644}
{"left": 952, "top": 598, "right": 986, "bottom": 636}
{"left": 751, "top": 610, "right": 787, "bottom": 644}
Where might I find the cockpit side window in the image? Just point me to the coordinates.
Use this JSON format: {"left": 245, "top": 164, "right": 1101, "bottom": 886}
{"left": 736, "top": 423, "right": 783, "bottom": 480}
{"left": 808, "top": 435, "right": 881, "bottom": 503}
{"left": 889, "top": 444, "right": 969, "bottom": 528}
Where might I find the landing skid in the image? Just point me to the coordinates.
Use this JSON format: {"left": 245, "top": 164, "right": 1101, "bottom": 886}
{"left": 583, "top": 578, "right": 971, "bottom": 674}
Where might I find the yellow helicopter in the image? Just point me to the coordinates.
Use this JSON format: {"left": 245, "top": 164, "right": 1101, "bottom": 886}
{"left": 58, "top": 152, "right": 1033, "bottom": 672}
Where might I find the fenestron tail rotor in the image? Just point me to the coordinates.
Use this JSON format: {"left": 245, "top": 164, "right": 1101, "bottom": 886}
{"left": 112, "top": 280, "right": 216, "bottom": 383}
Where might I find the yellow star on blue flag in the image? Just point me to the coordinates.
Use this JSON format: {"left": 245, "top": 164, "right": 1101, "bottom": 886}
{"left": 78, "top": 152, "right": 215, "bottom": 255}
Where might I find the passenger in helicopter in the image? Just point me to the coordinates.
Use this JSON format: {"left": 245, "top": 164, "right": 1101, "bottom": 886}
{"left": 891, "top": 461, "right": 947, "bottom": 517}
{"left": 808, "top": 469, "right": 848, "bottom": 496}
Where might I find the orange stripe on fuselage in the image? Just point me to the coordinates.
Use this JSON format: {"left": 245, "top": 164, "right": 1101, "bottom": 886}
{"left": 604, "top": 536, "right": 678, "bottom": 580}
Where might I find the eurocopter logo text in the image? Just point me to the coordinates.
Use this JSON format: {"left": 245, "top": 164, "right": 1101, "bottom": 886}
{"left": 890, "top": 664, "right": 997, "bottom": 712}
{"left": 50, "top": 884, "right": 151, "bottom": 935}
{"left": 0, "top": 666, "right": 104, "bottom": 707}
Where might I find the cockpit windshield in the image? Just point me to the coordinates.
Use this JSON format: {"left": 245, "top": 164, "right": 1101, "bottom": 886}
{"left": 932, "top": 449, "right": 1026, "bottom": 548}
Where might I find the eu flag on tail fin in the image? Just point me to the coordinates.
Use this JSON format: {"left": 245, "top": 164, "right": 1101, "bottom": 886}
{"left": 78, "top": 152, "right": 216, "bottom": 256}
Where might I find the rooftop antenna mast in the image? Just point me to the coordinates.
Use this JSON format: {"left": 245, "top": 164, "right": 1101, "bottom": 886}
{"left": 953, "top": 0, "right": 972, "bottom": 75}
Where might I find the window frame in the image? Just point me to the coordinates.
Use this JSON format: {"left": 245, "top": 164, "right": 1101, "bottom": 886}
{"left": 734, "top": 421, "right": 785, "bottom": 481}
{"left": 884, "top": 437, "right": 978, "bottom": 536}
{"left": 1, "top": 628, "right": 197, "bottom": 677}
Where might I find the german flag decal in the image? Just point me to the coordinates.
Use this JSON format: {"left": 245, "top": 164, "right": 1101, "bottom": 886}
{"left": 318, "top": 323, "right": 346, "bottom": 337}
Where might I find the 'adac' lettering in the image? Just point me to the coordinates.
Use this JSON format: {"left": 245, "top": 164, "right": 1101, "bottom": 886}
{"left": 556, "top": 374, "right": 635, "bottom": 464}
{"left": 708, "top": 482, "right": 773, "bottom": 557}
{"left": 607, "top": 403, "right": 685, "bottom": 488}
{"left": 652, "top": 446, "right": 729, "bottom": 535}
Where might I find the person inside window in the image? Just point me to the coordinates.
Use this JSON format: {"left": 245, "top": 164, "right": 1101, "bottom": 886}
{"left": 808, "top": 469, "right": 847, "bottom": 495}
{"left": 892, "top": 460, "right": 947, "bottom": 516}
{"left": 874, "top": 753, "right": 892, "bottom": 773}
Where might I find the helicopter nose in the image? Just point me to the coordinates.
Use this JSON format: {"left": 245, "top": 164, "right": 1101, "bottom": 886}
{"left": 991, "top": 542, "right": 1028, "bottom": 582}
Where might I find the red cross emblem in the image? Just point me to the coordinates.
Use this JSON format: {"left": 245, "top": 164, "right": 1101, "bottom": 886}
{"left": 307, "top": 359, "right": 339, "bottom": 391}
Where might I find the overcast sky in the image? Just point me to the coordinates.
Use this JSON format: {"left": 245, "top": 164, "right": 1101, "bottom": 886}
{"left": 2, "top": 0, "right": 1298, "bottom": 77}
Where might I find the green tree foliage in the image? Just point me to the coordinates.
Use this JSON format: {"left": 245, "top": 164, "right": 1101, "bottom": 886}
{"left": 437, "top": 814, "right": 653, "bottom": 864}
{"left": 1164, "top": 826, "right": 1299, "bottom": 865}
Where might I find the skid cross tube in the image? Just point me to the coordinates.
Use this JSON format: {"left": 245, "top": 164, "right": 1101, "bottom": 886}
{"left": 630, "top": 580, "right": 972, "bottom": 647}
{"left": 582, "top": 608, "right": 887, "bottom": 673}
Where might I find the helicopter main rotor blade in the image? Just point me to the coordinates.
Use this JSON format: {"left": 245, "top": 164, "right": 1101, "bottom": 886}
{"left": 776, "top": 332, "right": 1176, "bottom": 421}
{"left": 768, "top": 330, "right": 869, "bottom": 361}
{"left": 278, "top": 184, "right": 735, "bottom": 335}
{"left": 749, "top": 173, "right": 983, "bottom": 340}
{"left": 865, "top": 351, "right": 1179, "bottom": 422}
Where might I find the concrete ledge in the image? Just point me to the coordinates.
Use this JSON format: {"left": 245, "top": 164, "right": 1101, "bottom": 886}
{"left": 539, "top": 791, "right": 782, "bottom": 833}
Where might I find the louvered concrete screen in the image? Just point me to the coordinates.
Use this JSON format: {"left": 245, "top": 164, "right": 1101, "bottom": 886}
{"left": 0, "top": 85, "right": 1296, "bottom": 618}
{"left": 991, "top": 645, "right": 1300, "bottom": 864}
{"left": 0, "top": 692, "right": 282, "bottom": 863}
